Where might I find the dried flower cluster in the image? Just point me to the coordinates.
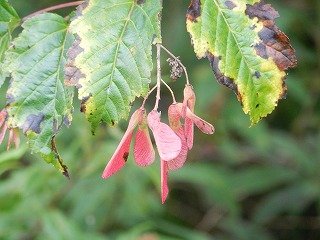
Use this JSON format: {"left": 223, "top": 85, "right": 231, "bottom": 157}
{"left": 167, "top": 57, "right": 183, "bottom": 81}
{"left": 102, "top": 85, "right": 214, "bottom": 203}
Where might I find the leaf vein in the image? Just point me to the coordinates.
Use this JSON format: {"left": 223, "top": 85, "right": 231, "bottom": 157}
{"left": 99, "top": 2, "right": 135, "bottom": 122}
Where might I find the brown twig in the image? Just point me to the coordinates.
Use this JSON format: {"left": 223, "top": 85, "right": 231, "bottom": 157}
{"left": 22, "top": 1, "right": 84, "bottom": 22}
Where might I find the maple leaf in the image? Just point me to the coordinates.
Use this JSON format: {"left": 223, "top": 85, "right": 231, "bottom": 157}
{"left": 3, "top": 13, "right": 74, "bottom": 177}
{"left": 66, "top": 0, "right": 162, "bottom": 132}
{"left": 186, "top": 0, "right": 297, "bottom": 124}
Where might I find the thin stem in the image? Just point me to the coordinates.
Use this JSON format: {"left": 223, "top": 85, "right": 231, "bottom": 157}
{"left": 154, "top": 43, "right": 162, "bottom": 110}
{"left": 161, "top": 79, "right": 176, "bottom": 104}
{"left": 22, "top": 1, "right": 84, "bottom": 22}
{"left": 141, "top": 85, "right": 157, "bottom": 109}
{"left": 159, "top": 44, "right": 190, "bottom": 85}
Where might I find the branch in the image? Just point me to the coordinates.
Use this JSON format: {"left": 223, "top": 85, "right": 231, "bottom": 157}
{"left": 153, "top": 44, "right": 162, "bottom": 110}
{"left": 22, "top": 1, "right": 84, "bottom": 22}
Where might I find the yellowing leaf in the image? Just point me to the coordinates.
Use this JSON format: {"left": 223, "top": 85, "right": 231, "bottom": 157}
{"left": 186, "top": 0, "right": 297, "bottom": 124}
{"left": 66, "top": 0, "right": 161, "bottom": 132}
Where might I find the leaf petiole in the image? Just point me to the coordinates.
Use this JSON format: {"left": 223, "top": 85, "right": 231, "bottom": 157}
{"left": 141, "top": 85, "right": 157, "bottom": 109}
{"left": 161, "top": 79, "right": 176, "bottom": 104}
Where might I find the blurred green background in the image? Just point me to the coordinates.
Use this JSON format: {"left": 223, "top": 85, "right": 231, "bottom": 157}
{"left": 1, "top": 0, "right": 319, "bottom": 239}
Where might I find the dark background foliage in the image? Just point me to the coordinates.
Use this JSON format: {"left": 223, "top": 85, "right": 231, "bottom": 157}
{"left": 0, "top": 0, "right": 319, "bottom": 239}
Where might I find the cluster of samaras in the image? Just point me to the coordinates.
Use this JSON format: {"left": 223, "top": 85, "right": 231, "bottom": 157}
{"left": 102, "top": 84, "right": 214, "bottom": 203}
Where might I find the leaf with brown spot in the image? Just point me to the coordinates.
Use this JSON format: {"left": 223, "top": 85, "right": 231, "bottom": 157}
{"left": 246, "top": 2, "right": 297, "bottom": 71}
{"left": 64, "top": 36, "right": 85, "bottom": 87}
{"left": 67, "top": 0, "right": 162, "bottom": 133}
{"left": 186, "top": 0, "right": 297, "bottom": 124}
{"left": 3, "top": 13, "right": 74, "bottom": 175}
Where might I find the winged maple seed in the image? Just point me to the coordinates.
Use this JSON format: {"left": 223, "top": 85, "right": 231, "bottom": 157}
{"left": 102, "top": 108, "right": 154, "bottom": 179}
{"left": 147, "top": 110, "right": 182, "bottom": 203}
{"left": 158, "top": 98, "right": 213, "bottom": 202}
{"left": 0, "top": 109, "right": 20, "bottom": 151}
{"left": 168, "top": 101, "right": 214, "bottom": 171}
{"left": 177, "top": 102, "right": 215, "bottom": 135}
{"left": 134, "top": 110, "right": 155, "bottom": 167}
{"left": 161, "top": 159, "right": 169, "bottom": 204}
{"left": 146, "top": 110, "right": 182, "bottom": 161}
{"left": 167, "top": 104, "right": 188, "bottom": 171}
{"left": 183, "top": 84, "right": 196, "bottom": 149}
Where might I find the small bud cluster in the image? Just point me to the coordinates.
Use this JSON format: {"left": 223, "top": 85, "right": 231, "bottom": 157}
{"left": 102, "top": 84, "right": 214, "bottom": 203}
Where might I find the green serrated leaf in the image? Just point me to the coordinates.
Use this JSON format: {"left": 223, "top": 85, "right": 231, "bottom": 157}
{"left": 66, "top": 0, "right": 161, "bottom": 132}
{"left": 186, "top": 0, "right": 297, "bottom": 124}
{"left": 3, "top": 13, "right": 74, "bottom": 176}
{"left": 0, "top": 0, "right": 20, "bottom": 87}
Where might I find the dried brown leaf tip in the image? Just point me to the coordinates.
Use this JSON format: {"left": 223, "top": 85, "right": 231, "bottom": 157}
{"left": 51, "top": 137, "right": 69, "bottom": 179}
{"left": 187, "top": 0, "right": 201, "bottom": 22}
{"left": 245, "top": 0, "right": 297, "bottom": 71}
{"left": 167, "top": 57, "right": 183, "bottom": 81}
